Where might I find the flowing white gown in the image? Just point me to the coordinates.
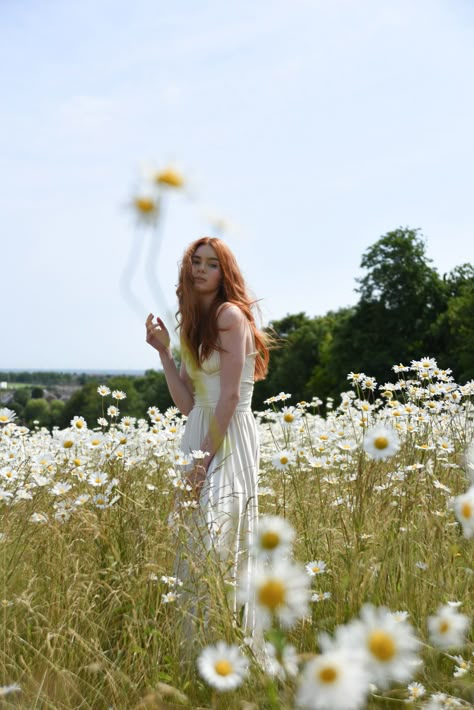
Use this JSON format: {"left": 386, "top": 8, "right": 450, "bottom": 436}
{"left": 177, "top": 347, "right": 259, "bottom": 630}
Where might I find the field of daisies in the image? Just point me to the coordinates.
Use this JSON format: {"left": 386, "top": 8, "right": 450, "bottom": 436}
{"left": 1, "top": 357, "right": 473, "bottom": 709}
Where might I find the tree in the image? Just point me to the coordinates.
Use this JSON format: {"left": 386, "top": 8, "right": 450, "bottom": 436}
{"left": 134, "top": 370, "right": 174, "bottom": 412}
{"left": 444, "top": 279, "right": 474, "bottom": 381}
{"left": 23, "top": 398, "right": 50, "bottom": 428}
{"left": 329, "top": 228, "right": 446, "bottom": 386}
{"left": 253, "top": 312, "right": 342, "bottom": 407}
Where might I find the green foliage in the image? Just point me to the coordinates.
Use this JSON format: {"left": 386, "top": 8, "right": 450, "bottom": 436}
{"left": 23, "top": 398, "right": 51, "bottom": 428}
{"left": 134, "top": 370, "right": 174, "bottom": 412}
{"left": 50, "top": 399, "right": 66, "bottom": 426}
{"left": 59, "top": 381, "right": 105, "bottom": 428}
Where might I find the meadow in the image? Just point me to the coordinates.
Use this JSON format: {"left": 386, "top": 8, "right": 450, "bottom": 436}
{"left": 1, "top": 357, "right": 473, "bottom": 709}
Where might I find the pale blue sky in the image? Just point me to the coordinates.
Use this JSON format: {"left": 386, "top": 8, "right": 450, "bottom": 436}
{"left": 1, "top": 0, "right": 473, "bottom": 370}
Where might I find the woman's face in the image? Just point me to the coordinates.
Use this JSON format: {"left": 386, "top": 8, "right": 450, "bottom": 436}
{"left": 191, "top": 243, "right": 221, "bottom": 297}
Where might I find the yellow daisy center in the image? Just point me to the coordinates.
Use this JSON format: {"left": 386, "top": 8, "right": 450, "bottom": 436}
{"left": 258, "top": 580, "right": 286, "bottom": 610}
{"left": 280, "top": 456, "right": 288, "bottom": 465}
{"left": 155, "top": 168, "right": 184, "bottom": 188}
{"left": 439, "top": 620, "right": 450, "bottom": 634}
{"left": 63, "top": 440, "right": 74, "bottom": 449}
{"left": 461, "top": 502, "right": 472, "bottom": 519}
{"left": 91, "top": 439, "right": 101, "bottom": 446}
{"left": 0, "top": 415, "right": 9, "bottom": 422}
{"left": 75, "top": 421, "right": 84, "bottom": 429}
{"left": 261, "top": 531, "right": 280, "bottom": 550}
{"left": 368, "top": 630, "right": 396, "bottom": 661}
{"left": 312, "top": 566, "right": 320, "bottom": 573}
{"left": 284, "top": 413, "right": 294, "bottom": 423}
{"left": 319, "top": 666, "right": 338, "bottom": 684}
{"left": 374, "top": 436, "right": 389, "bottom": 450}
{"left": 134, "top": 197, "right": 155, "bottom": 213}
{"left": 214, "top": 660, "right": 233, "bottom": 676}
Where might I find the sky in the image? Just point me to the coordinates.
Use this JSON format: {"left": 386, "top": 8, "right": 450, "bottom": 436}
{"left": 1, "top": 0, "right": 473, "bottom": 371}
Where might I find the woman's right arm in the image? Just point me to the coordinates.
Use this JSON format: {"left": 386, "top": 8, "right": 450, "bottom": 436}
{"left": 146, "top": 313, "right": 194, "bottom": 415}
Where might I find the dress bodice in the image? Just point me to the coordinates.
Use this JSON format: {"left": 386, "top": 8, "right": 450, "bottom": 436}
{"left": 184, "top": 349, "right": 256, "bottom": 411}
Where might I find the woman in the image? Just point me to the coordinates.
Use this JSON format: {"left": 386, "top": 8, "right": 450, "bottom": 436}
{"left": 145, "top": 237, "right": 269, "bottom": 628}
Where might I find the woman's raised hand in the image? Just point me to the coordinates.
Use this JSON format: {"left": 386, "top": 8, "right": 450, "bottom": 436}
{"left": 146, "top": 313, "right": 171, "bottom": 354}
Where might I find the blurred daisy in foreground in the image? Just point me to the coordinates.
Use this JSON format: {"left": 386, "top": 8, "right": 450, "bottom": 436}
{"left": 264, "top": 642, "right": 299, "bottom": 680}
{"left": 240, "top": 559, "right": 310, "bottom": 630}
{"left": 0, "top": 684, "right": 21, "bottom": 698}
{"left": 254, "top": 515, "right": 295, "bottom": 559}
{"left": 427, "top": 605, "right": 470, "bottom": 649}
{"left": 153, "top": 166, "right": 185, "bottom": 189}
{"left": 363, "top": 425, "right": 401, "bottom": 460}
{"left": 197, "top": 641, "right": 247, "bottom": 691}
{"left": 337, "top": 604, "right": 421, "bottom": 689}
{"left": 463, "top": 440, "right": 474, "bottom": 483}
{"left": 296, "top": 649, "right": 369, "bottom": 710}
{"left": 131, "top": 193, "right": 160, "bottom": 225}
{"left": 451, "top": 486, "right": 474, "bottom": 538}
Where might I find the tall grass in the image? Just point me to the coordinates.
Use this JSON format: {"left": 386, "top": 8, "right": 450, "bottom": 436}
{"left": 1, "top": 361, "right": 473, "bottom": 708}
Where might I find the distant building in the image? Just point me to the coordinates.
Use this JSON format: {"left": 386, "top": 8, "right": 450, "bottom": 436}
{"left": 0, "top": 382, "right": 7, "bottom": 390}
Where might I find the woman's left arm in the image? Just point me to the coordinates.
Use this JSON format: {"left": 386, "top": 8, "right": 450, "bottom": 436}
{"left": 200, "top": 304, "right": 247, "bottom": 471}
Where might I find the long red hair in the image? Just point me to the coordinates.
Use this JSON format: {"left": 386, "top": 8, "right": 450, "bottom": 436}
{"left": 176, "top": 237, "right": 270, "bottom": 381}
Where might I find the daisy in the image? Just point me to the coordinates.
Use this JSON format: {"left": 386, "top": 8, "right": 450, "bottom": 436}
{"left": 93, "top": 494, "right": 110, "bottom": 509}
{"left": 197, "top": 641, "right": 248, "bottom": 691}
{"left": 280, "top": 406, "right": 301, "bottom": 426}
{"left": 254, "top": 515, "right": 295, "bottom": 559}
{"left": 0, "top": 684, "right": 21, "bottom": 697}
{"left": 272, "top": 449, "right": 295, "bottom": 471}
{"left": 154, "top": 166, "right": 185, "bottom": 188}
{"left": 363, "top": 425, "right": 401, "bottom": 460}
{"left": 306, "top": 560, "right": 327, "bottom": 576}
{"left": 296, "top": 649, "right": 369, "bottom": 710}
{"left": 427, "top": 605, "right": 470, "bottom": 649}
{"left": 70, "top": 416, "right": 87, "bottom": 431}
{"left": 452, "top": 655, "right": 470, "bottom": 678}
{"left": 345, "top": 604, "right": 421, "bottom": 689}
{"left": 451, "top": 486, "right": 474, "bottom": 538}
{"left": 241, "top": 559, "right": 310, "bottom": 630}
{"left": 97, "top": 385, "right": 110, "bottom": 397}
{"left": 132, "top": 194, "right": 160, "bottom": 225}
{"left": 51, "top": 481, "right": 72, "bottom": 496}
{"left": 312, "top": 592, "right": 332, "bottom": 602}
{"left": 0, "top": 408, "right": 17, "bottom": 424}
{"left": 112, "top": 389, "right": 127, "bottom": 400}
{"left": 264, "top": 642, "right": 299, "bottom": 680}
{"left": 162, "top": 591, "right": 181, "bottom": 603}
{"left": 463, "top": 440, "right": 474, "bottom": 483}
{"left": 406, "top": 681, "right": 425, "bottom": 702}
{"left": 88, "top": 471, "right": 108, "bottom": 487}
{"left": 107, "top": 405, "right": 119, "bottom": 418}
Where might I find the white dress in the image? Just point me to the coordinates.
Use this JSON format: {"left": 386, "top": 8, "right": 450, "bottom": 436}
{"left": 177, "top": 347, "right": 259, "bottom": 629}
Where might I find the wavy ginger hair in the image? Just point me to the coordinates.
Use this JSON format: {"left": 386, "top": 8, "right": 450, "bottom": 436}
{"left": 176, "top": 237, "right": 270, "bottom": 381}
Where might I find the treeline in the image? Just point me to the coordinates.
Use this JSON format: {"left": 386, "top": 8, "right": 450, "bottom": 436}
{"left": 6, "top": 228, "right": 474, "bottom": 428}
{"left": 0, "top": 371, "right": 93, "bottom": 385}
{"left": 254, "top": 228, "right": 474, "bottom": 405}
{"left": 4, "top": 373, "right": 174, "bottom": 430}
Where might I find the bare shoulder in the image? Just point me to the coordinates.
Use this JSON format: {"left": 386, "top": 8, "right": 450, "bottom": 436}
{"left": 216, "top": 302, "right": 246, "bottom": 329}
